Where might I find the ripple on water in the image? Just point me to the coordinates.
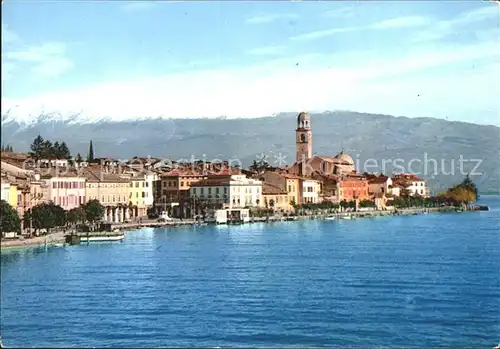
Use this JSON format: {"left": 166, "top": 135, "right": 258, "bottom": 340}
{"left": 1, "top": 198, "right": 500, "bottom": 348}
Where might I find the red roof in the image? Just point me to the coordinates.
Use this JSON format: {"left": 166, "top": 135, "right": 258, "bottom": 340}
{"left": 392, "top": 173, "right": 424, "bottom": 182}
{"left": 368, "top": 175, "right": 389, "bottom": 184}
{"left": 262, "top": 182, "right": 287, "bottom": 195}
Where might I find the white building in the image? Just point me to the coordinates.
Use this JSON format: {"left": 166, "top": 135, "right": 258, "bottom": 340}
{"left": 1, "top": 180, "right": 10, "bottom": 202}
{"left": 190, "top": 174, "right": 263, "bottom": 209}
{"left": 39, "top": 159, "right": 70, "bottom": 167}
{"left": 392, "top": 174, "right": 429, "bottom": 197}
{"left": 301, "top": 178, "right": 321, "bottom": 204}
{"left": 143, "top": 171, "right": 158, "bottom": 206}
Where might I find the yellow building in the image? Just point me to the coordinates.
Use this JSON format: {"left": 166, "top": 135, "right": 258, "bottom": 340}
{"left": 262, "top": 182, "right": 293, "bottom": 212}
{"left": 8, "top": 182, "right": 18, "bottom": 208}
{"left": 82, "top": 166, "right": 132, "bottom": 223}
{"left": 129, "top": 176, "right": 148, "bottom": 217}
{"left": 259, "top": 171, "right": 301, "bottom": 206}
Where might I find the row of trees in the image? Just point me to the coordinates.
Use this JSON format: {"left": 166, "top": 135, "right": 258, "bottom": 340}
{"left": 28, "top": 136, "right": 95, "bottom": 162}
{"left": 249, "top": 159, "right": 271, "bottom": 175}
{"left": 0, "top": 199, "right": 105, "bottom": 236}
{"left": 30, "top": 135, "right": 71, "bottom": 160}
{"left": 389, "top": 195, "right": 440, "bottom": 208}
{"left": 1, "top": 144, "right": 14, "bottom": 152}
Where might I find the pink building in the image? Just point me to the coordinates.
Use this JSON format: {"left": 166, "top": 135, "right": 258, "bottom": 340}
{"left": 42, "top": 173, "right": 86, "bottom": 210}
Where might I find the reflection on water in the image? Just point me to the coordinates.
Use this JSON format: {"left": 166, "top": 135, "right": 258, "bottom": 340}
{"left": 1, "top": 196, "right": 499, "bottom": 348}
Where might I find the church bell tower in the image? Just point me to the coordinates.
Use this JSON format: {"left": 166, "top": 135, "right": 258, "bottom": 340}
{"left": 296, "top": 111, "right": 312, "bottom": 164}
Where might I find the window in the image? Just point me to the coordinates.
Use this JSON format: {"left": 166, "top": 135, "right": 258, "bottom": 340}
{"left": 181, "top": 181, "right": 184, "bottom": 186}
{"left": 142, "top": 192, "right": 145, "bottom": 198}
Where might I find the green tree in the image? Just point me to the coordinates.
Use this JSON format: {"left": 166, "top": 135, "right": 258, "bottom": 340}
{"left": 359, "top": 200, "right": 375, "bottom": 208}
{"left": 269, "top": 199, "right": 275, "bottom": 210}
{"left": 40, "top": 140, "right": 54, "bottom": 159}
{"left": 29, "top": 135, "right": 45, "bottom": 160}
{"left": 24, "top": 202, "right": 66, "bottom": 235}
{"left": 438, "top": 175, "right": 479, "bottom": 207}
{"left": 0, "top": 200, "right": 21, "bottom": 234}
{"left": 59, "top": 142, "right": 71, "bottom": 159}
{"left": 87, "top": 140, "right": 94, "bottom": 162}
{"left": 1, "top": 144, "right": 14, "bottom": 152}
{"left": 67, "top": 207, "right": 86, "bottom": 226}
{"left": 75, "top": 153, "right": 83, "bottom": 164}
{"left": 52, "top": 141, "right": 62, "bottom": 158}
{"left": 459, "top": 174, "right": 479, "bottom": 201}
{"left": 83, "top": 199, "right": 104, "bottom": 229}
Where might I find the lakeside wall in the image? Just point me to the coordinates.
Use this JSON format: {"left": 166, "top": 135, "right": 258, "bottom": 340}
{"left": 0, "top": 206, "right": 468, "bottom": 251}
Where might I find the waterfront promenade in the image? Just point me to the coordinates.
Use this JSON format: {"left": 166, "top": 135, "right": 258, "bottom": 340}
{"left": 0, "top": 205, "right": 468, "bottom": 251}
{"left": 0, "top": 232, "right": 66, "bottom": 251}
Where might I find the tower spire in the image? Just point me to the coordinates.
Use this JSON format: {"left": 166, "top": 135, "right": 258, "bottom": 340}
{"left": 295, "top": 112, "right": 312, "bottom": 167}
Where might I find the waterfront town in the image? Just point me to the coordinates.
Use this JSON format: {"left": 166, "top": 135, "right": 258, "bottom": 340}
{"left": 2, "top": 112, "right": 478, "bottom": 240}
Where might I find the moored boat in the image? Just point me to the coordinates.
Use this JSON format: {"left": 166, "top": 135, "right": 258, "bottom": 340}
{"left": 79, "top": 234, "right": 124, "bottom": 242}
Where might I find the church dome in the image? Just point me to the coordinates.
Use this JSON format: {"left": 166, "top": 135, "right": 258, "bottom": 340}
{"left": 334, "top": 151, "right": 354, "bottom": 165}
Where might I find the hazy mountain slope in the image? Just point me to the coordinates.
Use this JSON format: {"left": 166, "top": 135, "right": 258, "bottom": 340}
{"left": 2, "top": 111, "right": 499, "bottom": 193}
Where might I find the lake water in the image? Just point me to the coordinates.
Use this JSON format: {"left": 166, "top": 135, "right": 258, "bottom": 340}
{"left": 1, "top": 196, "right": 499, "bottom": 348}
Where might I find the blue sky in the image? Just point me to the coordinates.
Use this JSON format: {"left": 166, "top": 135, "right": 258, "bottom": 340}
{"left": 1, "top": 1, "right": 499, "bottom": 125}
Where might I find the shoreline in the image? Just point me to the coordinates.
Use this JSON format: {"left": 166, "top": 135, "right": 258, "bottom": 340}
{"left": 0, "top": 232, "right": 66, "bottom": 252}
{"left": 0, "top": 206, "right": 481, "bottom": 252}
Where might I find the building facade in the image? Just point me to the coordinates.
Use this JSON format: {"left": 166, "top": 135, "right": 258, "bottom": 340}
{"left": 262, "top": 182, "right": 292, "bottom": 212}
{"left": 190, "top": 174, "right": 263, "bottom": 209}
{"left": 338, "top": 176, "right": 370, "bottom": 202}
{"left": 259, "top": 171, "right": 301, "bottom": 206}
{"left": 42, "top": 172, "right": 86, "bottom": 211}
{"left": 83, "top": 167, "right": 133, "bottom": 222}
{"left": 301, "top": 178, "right": 321, "bottom": 204}
{"left": 367, "top": 175, "right": 393, "bottom": 196}
{"left": 1, "top": 180, "right": 10, "bottom": 203}
{"left": 392, "top": 173, "right": 429, "bottom": 197}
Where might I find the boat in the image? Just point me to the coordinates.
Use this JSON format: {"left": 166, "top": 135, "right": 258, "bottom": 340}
{"left": 79, "top": 234, "right": 125, "bottom": 242}
{"left": 341, "top": 215, "right": 352, "bottom": 220}
{"left": 325, "top": 216, "right": 336, "bottom": 220}
{"left": 493, "top": 344, "right": 500, "bottom": 349}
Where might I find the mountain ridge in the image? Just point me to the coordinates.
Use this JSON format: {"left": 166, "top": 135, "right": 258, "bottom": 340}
{"left": 2, "top": 111, "right": 499, "bottom": 193}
